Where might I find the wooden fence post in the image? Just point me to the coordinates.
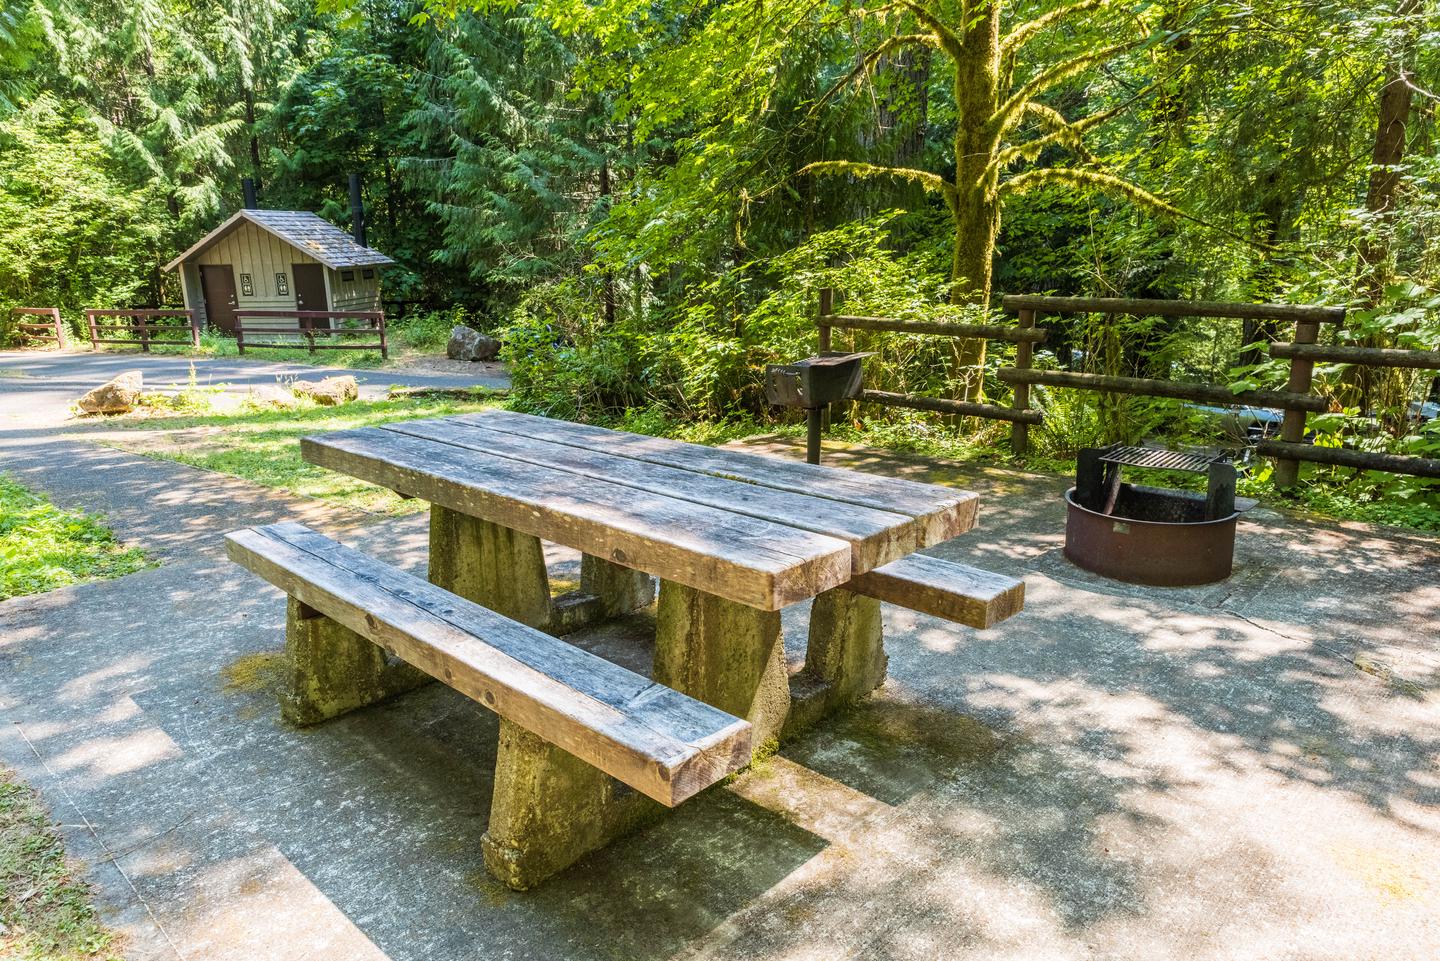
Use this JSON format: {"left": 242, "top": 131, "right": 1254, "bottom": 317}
{"left": 188, "top": 309, "right": 200, "bottom": 348}
{"left": 377, "top": 312, "right": 388, "bottom": 360}
{"left": 1011, "top": 308, "right": 1036, "bottom": 455}
{"left": 1274, "top": 319, "right": 1321, "bottom": 490}
{"left": 85, "top": 311, "right": 98, "bottom": 351}
{"left": 818, "top": 288, "right": 833, "bottom": 352}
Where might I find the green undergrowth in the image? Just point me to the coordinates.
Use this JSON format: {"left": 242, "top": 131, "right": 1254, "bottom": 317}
{"left": 0, "top": 475, "right": 149, "bottom": 600}
{"left": 0, "top": 769, "right": 124, "bottom": 961}
{"left": 95, "top": 395, "right": 503, "bottom": 513}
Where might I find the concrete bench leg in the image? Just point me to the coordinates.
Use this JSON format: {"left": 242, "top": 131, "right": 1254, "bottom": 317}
{"left": 653, "top": 580, "right": 790, "bottom": 755}
{"left": 280, "top": 598, "right": 430, "bottom": 726}
{"left": 787, "top": 588, "right": 885, "bottom": 736}
{"left": 429, "top": 505, "right": 553, "bottom": 629}
{"left": 482, "top": 720, "right": 660, "bottom": 890}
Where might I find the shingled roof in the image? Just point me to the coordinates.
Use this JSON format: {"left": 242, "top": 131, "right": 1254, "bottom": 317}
{"left": 164, "top": 209, "right": 395, "bottom": 272}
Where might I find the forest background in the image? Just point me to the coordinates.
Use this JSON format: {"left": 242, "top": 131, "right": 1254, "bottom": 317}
{"left": 1, "top": 0, "right": 1437, "bottom": 524}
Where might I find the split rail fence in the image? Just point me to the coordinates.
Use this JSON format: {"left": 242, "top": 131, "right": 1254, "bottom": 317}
{"left": 235, "top": 310, "right": 388, "bottom": 359}
{"left": 86, "top": 309, "right": 200, "bottom": 351}
{"left": 9, "top": 308, "right": 66, "bottom": 348}
{"left": 817, "top": 288, "right": 1440, "bottom": 487}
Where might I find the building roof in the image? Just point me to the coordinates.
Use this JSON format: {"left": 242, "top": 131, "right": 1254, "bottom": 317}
{"left": 164, "top": 208, "right": 396, "bottom": 272}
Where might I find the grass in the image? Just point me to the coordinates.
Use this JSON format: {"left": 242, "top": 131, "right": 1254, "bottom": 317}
{"left": 0, "top": 475, "right": 149, "bottom": 600}
{"left": 96, "top": 395, "right": 504, "bottom": 513}
{"left": 0, "top": 770, "right": 124, "bottom": 961}
{"left": 90, "top": 331, "right": 390, "bottom": 369}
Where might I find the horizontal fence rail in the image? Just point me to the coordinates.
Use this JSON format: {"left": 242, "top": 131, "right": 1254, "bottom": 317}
{"left": 1256, "top": 440, "right": 1440, "bottom": 479}
{"left": 820, "top": 315, "right": 1048, "bottom": 343}
{"left": 234, "top": 310, "right": 388, "bottom": 359}
{"left": 994, "top": 367, "right": 1330, "bottom": 413}
{"left": 9, "top": 307, "right": 66, "bottom": 348}
{"left": 808, "top": 288, "right": 1440, "bottom": 488}
{"left": 86, "top": 309, "right": 199, "bottom": 351}
{"left": 1001, "top": 295, "right": 1347, "bottom": 325}
{"left": 858, "top": 389, "right": 1045, "bottom": 424}
{"left": 1267, "top": 342, "right": 1440, "bottom": 370}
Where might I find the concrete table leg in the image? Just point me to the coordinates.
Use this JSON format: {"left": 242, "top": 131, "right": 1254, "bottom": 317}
{"left": 653, "top": 580, "right": 791, "bottom": 755}
{"left": 428, "top": 505, "right": 553, "bottom": 629}
{"left": 581, "top": 553, "right": 656, "bottom": 617}
{"left": 428, "top": 506, "right": 655, "bottom": 634}
{"left": 786, "top": 587, "right": 885, "bottom": 736}
{"left": 482, "top": 721, "right": 660, "bottom": 890}
{"left": 279, "top": 598, "right": 430, "bottom": 726}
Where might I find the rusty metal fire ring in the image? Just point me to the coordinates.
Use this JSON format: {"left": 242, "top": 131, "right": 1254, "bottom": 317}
{"left": 1063, "top": 487, "right": 1241, "bottom": 587}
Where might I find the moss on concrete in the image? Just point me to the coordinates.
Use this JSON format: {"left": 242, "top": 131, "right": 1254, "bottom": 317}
{"left": 219, "top": 650, "right": 287, "bottom": 695}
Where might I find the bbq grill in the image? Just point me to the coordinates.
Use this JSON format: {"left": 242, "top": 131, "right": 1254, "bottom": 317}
{"left": 765, "top": 351, "right": 873, "bottom": 464}
{"left": 1064, "top": 444, "right": 1256, "bottom": 586}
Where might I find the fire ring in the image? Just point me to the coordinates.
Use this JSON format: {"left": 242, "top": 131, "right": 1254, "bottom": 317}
{"left": 1063, "top": 445, "right": 1255, "bottom": 587}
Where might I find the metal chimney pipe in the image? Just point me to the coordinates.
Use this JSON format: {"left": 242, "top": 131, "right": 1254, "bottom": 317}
{"left": 242, "top": 178, "right": 258, "bottom": 210}
{"left": 347, "top": 173, "right": 366, "bottom": 247}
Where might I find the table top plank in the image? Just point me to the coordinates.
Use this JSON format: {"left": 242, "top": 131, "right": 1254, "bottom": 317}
{"left": 455, "top": 410, "right": 979, "bottom": 546}
{"left": 301, "top": 428, "right": 853, "bottom": 610}
{"left": 384, "top": 418, "right": 923, "bottom": 573}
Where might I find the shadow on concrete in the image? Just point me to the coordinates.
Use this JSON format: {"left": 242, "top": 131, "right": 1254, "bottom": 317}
{"left": 0, "top": 430, "right": 1435, "bottom": 960}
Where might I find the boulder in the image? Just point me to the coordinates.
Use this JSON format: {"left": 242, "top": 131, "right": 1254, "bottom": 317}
{"left": 247, "top": 384, "right": 301, "bottom": 409}
{"left": 292, "top": 375, "right": 359, "bottom": 406}
{"left": 447, "top": 324, "right": 501, "bottom": 362}
{"left": 78, "top": 370, "right": 144, "bottom": 414}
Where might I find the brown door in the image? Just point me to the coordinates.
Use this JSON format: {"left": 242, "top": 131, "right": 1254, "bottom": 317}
{"left": 199, "top": 265, "right": 238, "bottom": 332}
{"left": 292, "top": 263, "right": 329, "bottom": 328}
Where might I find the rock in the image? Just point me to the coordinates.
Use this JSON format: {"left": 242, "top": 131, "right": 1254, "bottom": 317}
{"left": 77, "top": 370, "right": 143, "bottom": 414}
{"left": 247, "top": 384, "right": 300, "bottom": 409}
{"left": 447, "top": 325, "right": 501, "bottom": 362}
{"left": 292, "top": 375, "right": 359, "bottom": 406}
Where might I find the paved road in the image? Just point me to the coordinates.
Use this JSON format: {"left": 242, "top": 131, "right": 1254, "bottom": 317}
{"left": 0, "top": 349, "right": 509, "bottom": 424}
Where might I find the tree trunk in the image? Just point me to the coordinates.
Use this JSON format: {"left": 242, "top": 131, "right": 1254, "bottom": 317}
{"left": 1348, "top": 0, "right": 1420, "bottom": 417}
{"left": 1356, "top": 0, "right": 1419, "bottom": 302}
{"left": 245, "top": 87, "right": 263, "bottom": 190}
{"left": 948, "top": 5, "right": 1003, "bottom": 401}
{"left": 599, "top": 157, "right": 617, "bottom": 326}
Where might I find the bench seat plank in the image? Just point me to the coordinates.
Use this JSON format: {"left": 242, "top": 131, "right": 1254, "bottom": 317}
{"left": 301, "top": 429, "right": 852, "bottom": 611}
{"left": 847, "top": 553, "right": 1025, "bottom": 629}
{"left": 457, "top": 410, "right": 979, "bottom": 547}
{"left": 385, "top": 418, "right": 923, "bottom": 573}
{"left": 225, "top": 522, "right": 751, "bottom": 806}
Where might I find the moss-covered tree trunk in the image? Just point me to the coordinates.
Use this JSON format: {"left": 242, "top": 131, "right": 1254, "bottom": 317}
{"left": 948, "top": 4, "right": 1002, "bottom": 400}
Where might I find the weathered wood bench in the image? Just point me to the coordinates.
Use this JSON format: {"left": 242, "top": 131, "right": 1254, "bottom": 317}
{"left": 847, "top": 553, "right": 1025, "bottom": 629}
{"left": 225, "top": 521, "right": 752, "bottom": 889}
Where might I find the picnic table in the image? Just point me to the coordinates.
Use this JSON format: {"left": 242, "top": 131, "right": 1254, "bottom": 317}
{"left": 227, "top": 410, "right": 1024, "bottom": 889}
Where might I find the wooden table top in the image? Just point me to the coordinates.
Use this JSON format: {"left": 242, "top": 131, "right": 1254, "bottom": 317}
{"left": 301, "top": 410, "right": 979, "bottom": 611}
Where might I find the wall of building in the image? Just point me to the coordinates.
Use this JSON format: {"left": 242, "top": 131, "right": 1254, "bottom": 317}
{"left": 193, "top": 222, "right": 323, "bottom": 315}
{"left": 327, "top": 266, "right": 383, "bottom": 312}
{"left": 179, "top": 262, "right": 207, "bottom": 326}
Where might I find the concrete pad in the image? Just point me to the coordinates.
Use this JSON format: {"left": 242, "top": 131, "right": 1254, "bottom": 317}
{"left": 0, "top": 419, "right": 1436, "bottom": 958}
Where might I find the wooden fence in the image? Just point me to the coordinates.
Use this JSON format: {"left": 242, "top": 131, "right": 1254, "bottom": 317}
{"left": 235, "top": 310, "right": 388, "bottom": 359}
{"left": 817, "top": 288, "right": 1440, "bottom": 487}
{"left": 86, "top": 309, "right": 200, "bottom": 351}
{"left": 9, "top": 307, "right": 66, "bottom": 348}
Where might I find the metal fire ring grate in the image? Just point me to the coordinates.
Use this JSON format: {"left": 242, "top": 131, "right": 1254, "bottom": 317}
{"left": 1097, "top": 444, "right": 1224, "bottom": 474}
